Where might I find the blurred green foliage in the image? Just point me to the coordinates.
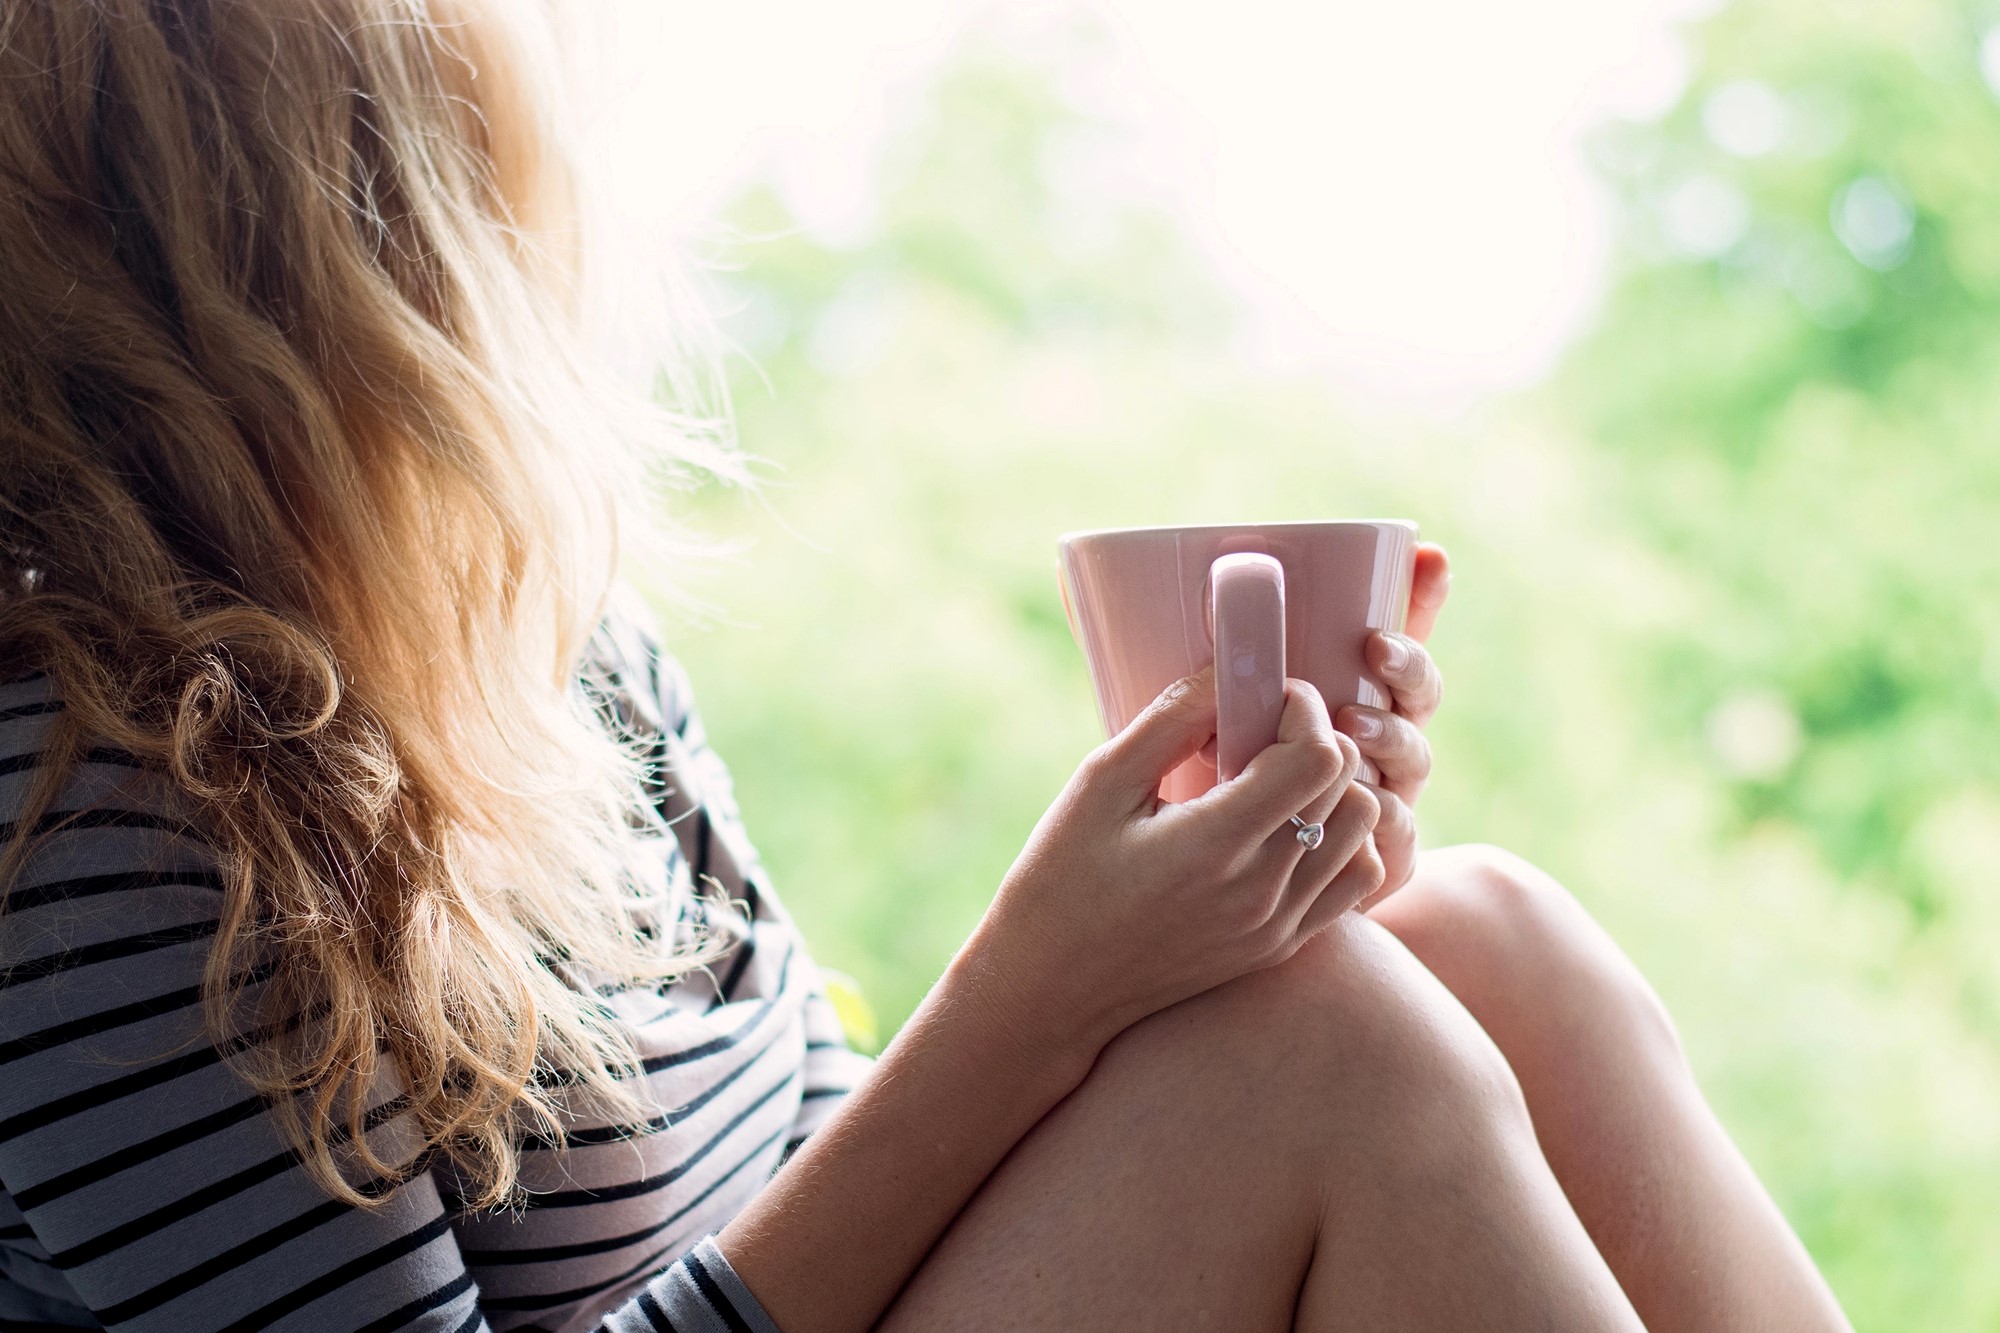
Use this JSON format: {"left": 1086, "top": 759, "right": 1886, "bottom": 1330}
{"left": 653, "top": 5, "right": 2000, "bottom": 1326}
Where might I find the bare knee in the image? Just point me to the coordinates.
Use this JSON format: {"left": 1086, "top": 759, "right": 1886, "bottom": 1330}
{"left": 1096, "top": 913, "right": 1537, "bottom": 1177}
{"left": 1374, "top": 843, "right": 1685, "bottom": 1070}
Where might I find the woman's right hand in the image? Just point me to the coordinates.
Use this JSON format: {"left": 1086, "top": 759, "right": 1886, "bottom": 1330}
{"left": 973, "top": 668, "right": 1383, "bottom": 1060}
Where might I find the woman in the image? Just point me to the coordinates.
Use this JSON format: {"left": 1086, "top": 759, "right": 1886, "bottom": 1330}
{"left": 0, "top": 2, "right": 1850, "bottom": 1330}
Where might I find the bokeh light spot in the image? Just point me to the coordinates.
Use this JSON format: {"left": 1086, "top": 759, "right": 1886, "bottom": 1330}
{"left": 1703, "top": 79, "right": 1790, "bottom": 157}
{"left": 1831, "top": 175, "right": 1915, "bottom": 271}
{"left": 1662, "top": 174, "right": 1751, "bottom": 258}
{"left": 1707, "top": 690, "right": 1805, "bottom": 781}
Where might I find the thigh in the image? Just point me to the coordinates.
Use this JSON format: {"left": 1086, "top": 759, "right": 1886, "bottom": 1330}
{"left": 877, "top": 914, "right": 1641, "bottom": 1333}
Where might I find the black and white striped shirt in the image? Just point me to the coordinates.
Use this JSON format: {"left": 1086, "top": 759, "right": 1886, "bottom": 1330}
{"left": 0, "top": 610, "right": 870, "bottom": 1330}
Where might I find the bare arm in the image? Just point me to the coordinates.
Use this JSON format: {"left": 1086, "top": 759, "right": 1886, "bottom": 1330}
{"left": 717, "top": 917, "right": 1101, "bottom": 1331}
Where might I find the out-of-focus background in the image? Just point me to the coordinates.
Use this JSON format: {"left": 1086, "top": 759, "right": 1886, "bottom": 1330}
{"left": 599, "top": 1, "right": 2000, "bottom": 1325}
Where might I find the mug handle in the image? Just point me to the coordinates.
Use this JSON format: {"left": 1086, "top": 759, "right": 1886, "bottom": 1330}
{"left": 1210, "top": 553, "right": 1286, "bottom": 783}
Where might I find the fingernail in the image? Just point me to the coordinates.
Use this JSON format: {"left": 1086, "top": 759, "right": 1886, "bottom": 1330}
{"left": 1349, "top": 711, "right": 1382, "bottom": 740}
{"left": 1382, "top": 636, "right": 1410, "bottom": 671}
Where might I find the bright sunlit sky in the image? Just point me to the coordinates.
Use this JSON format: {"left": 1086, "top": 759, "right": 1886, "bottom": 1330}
{"left": 593, "top": 0, "right": 1722, "bottom": 406}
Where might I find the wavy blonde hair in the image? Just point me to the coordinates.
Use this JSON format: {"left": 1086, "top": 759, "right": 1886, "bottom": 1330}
{"left": 0, "top": 0, "right": 735, "bottom": 1207}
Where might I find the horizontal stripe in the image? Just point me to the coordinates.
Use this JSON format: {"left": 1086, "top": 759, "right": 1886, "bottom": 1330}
{"left": 477, "top": 1227, "right": 679, "bottom": 1312}
{"left": 93, "top": 1195, "right": 355, "bottom": 1323}
{"left": 2, "top": 866, "right": 226, "bottom": 916}
{"left": 0, "top": 956, "right": 278, "bottom": 1069}
{"left": 482, "top": 1119, "right": 787, "bottom": 1314}
{"left": 461, "top": 1030, "right": 786, "bottom": 1263}
{"left": 0, "top": 1043, "right": 223, "bottom": 1146}
{"left": 522, "top": 1066, "right": 798, "bottom": 1212}
{"left": 10, "top": 1092, "right": 267, "bottom": 1210}
{"left": 0, "top": 805, "right": 196, "bottom": 846}
{"left": 0, "top": 1006, "right": 312, "bottom": 1143}
{"left": 532, "top": 942, "right": 796, "bottom": 1093}
{"left": 638, "top": 947, "right": 795, "bottom": 1076}
{"left": 522, "top": 1111, "right": 673, "bottom": 1152}
{"left": 211, "top": 1213, "right": 456, "bottom": 1333}
{"left": 45, "top": 1097, "right": 411, "bottom": 1270}
{"left": 350, "top": 1269, "right": 477, "bottom": 1333}
{"left": 0, "top": 746, "right": 145, "bottom": 780}
{"left": 1, "top": 981, "right": 205, "bottom": 1066}
{"left": 0, "top": 919, "right": 220, "bottom": 992}
{"left": 0, "top": 698, "right": 62, "bottom": 726}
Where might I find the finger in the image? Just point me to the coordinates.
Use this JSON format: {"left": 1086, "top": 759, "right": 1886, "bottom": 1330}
{"left": 1238, "top": 751, "right": 1366, "bottom": 882}
{"left": 1279, "top": 782, "right": 1388, "bottom": 938}
{"left": 1256, "top": 779, "right": 1379, "bottom": 919}
{"left": 1095, "top": 666, "right": 1217, "bottom": 804}
{"left": 1334, "top": 706, "right": 1431, "bottom": 805}
{"left": 1406, "top": 543, "right": 1451, "bottom": 644}
{"left": 1361, "top": 784, "right": 1417, "bottom": 903}
{"left": 1192, "top": 678, "right": 1358, "bottom": 832}
{"left": 1365, "top": 631, "right": 1443, "bottom": 724}
{"left": 1293, "top": 838, "right": 1387, "bottom": 940}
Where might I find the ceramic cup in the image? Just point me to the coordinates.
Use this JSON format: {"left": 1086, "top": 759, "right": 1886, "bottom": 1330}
{"left": 1058, "top": 520, "right": 1418, "bottom": 802}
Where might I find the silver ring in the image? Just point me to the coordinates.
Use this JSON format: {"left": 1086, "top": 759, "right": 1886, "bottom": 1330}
{"left": 1289, "top": 813, "right": 1325, "bottom": 850}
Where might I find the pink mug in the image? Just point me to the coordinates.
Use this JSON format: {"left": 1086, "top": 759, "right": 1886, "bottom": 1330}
{"left": 1058, "top": 520, "right": 1418, "bottom": 802}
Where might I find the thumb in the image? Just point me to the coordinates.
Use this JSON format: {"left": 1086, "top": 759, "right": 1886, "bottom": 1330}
{"left": 1096, "top": 666, "right": 1217, "bottom": 797}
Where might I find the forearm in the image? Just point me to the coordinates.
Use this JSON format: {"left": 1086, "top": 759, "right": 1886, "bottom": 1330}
{"left": 715, "top": 915, "right": 1104, "bottom": 1332}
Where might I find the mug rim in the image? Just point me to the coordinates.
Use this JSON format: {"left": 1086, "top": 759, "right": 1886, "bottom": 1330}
{"left": 1059, "top": 517, "right": 1417, "bottom": 546}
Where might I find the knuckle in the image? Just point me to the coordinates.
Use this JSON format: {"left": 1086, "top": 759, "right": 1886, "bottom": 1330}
{"left": 1407, "top": 731, "right": 1434, "bottom": 779}
{"left": 1233, "top": 881, "right": 1283, "bottom": 933}
{"left": 1343, "top": 782, "right": 1381, "bottom": 828}
{"left": 1289, "top": 677, "right": 1332, "bottom": 727}
{"left": 1374, "top": 789, "right": 1411, "bottom": 838}
{"left": 1354, "top": 841, "right": 1387, "bottom": 894}
{"left": 1311, "top": 735, "right": 1348, "bottom": 786}
{"left": 1075, "top": 741, "right": 1119, "bottom": 785}
{"left": 1323, "top": 731, "right": 1361, "bottom": 786}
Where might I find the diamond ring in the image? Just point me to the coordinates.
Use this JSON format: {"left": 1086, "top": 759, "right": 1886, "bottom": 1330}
{"left": 1289, "top": 813, "right": 1325, "bottom": 850}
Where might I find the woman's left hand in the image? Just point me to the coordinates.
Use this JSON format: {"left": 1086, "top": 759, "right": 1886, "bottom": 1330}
{"left": 1336, "top": 542, "right": 1449, "bottom": 907}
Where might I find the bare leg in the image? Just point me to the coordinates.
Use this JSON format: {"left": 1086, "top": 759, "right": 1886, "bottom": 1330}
{"left": 1368, "top": 844, "right": 1852, "bottom": 1333}
{"left": 878, "top": 913, "right": 1643, "bottom": 1332}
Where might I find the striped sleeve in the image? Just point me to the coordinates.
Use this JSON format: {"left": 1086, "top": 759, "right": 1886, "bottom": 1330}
{"left": 0, "top": 678, "right": 788, "bottom": 1333}
{"left": 598, "top": 1239, "right": 780, "bottom": 1333}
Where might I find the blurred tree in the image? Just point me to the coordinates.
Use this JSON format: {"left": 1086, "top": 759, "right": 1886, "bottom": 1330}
{"left": 1559, "top": 0, "right": 2000, "bottom": 936}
